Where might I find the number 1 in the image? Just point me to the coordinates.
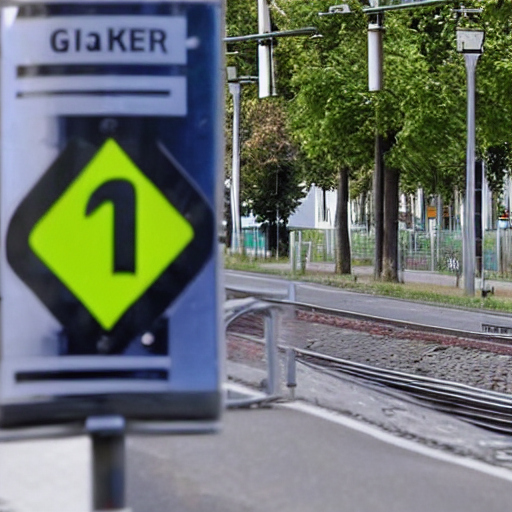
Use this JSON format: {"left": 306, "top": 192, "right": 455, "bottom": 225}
{"left": 86, "top": 179, "right": 136, "bottom": 273}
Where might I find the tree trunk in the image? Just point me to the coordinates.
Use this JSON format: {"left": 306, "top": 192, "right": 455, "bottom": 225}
{"left": 335, "top": 167, "right": 351, "bottom": 274}
{"left": 383, "top": 166, "right": 400, "bottom": 282}
{"left": 265, "top": 221, "right": 289, "bottom": 257}
{"left": 373, "top": 132, "right": 384, "bottom": 279}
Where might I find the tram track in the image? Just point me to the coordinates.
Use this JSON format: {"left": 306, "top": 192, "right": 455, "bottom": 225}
{"left": 226, "top": 284, "right": 512, "bottom": 349}
{"left": 225, "top": 287, "right": 512, "bottom": 435}
{"left": 293, "top": 348, "right": 512, "bottom": 434}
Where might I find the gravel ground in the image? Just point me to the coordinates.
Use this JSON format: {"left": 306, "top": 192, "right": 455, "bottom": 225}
{"left": 227, "top": 309, "right": 512, "bottom": 395}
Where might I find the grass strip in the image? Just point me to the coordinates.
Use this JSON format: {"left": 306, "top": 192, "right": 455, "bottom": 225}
{"left": 225, "top": 256, "right": 512, "bottom": 313}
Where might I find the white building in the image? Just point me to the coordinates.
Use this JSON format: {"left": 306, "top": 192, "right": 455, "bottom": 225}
{"left": 288, "top": 186, "right": 338, "bottom": 229}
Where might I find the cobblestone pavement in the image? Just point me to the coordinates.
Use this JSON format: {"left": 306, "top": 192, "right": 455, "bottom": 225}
{"left": 228, "top": 310, "right": 512, "bottom": 395}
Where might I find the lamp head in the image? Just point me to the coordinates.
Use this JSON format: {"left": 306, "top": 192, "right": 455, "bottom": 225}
{"left": 456, "top": 28, "right": 485, "bottom": 53}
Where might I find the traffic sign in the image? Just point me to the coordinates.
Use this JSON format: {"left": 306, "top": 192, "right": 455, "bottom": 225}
{"left": 7, "top": 137, "right": 213, "bottom": 354}
{"left": 0, "top": 0, "right": 222, "bottom": 428}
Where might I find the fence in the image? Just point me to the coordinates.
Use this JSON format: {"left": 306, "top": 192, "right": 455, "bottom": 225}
{"left": 289, "top": 227, "right": 512, "bottom": 277}
{"left": 240, "top": 228, "right": 268, "bottom": 258}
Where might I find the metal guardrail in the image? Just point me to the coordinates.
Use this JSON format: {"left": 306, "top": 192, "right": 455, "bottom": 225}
{"left": 227, "top": 300, "right": 512, "bottom": 433}
{"left": 225, "top": 282, "right": 512, "bottom": 346}
{"left": 224, "top": 297, "right": 282, "bottom": 408}
{"left": 482, "top": 324, "right": 512, "bottom": 336}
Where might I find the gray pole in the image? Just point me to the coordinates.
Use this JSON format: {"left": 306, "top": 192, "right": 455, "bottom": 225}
{"left": 229, "top": 82, "right": 242, "bottom": 253}
{"left": 86, "top": 416, "right": 126, "bottom": 511}
{"left": 373, "top": 131, "right": 384, "bottom": 279}
{"left": 264, "top": 308, "right": 280, "bottom": 396}
{"left": 462, "top": 53, "right": 480, "bottom": 296}
{"left": 257, "top": 0, "right": 273, "bottom": 98}
{"left": 368, "top": 14, "right": 384, "bottom": 280}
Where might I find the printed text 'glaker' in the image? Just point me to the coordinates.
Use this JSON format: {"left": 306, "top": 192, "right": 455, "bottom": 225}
{"left": 50, "top": 28, "right": 168, "bottom": 53}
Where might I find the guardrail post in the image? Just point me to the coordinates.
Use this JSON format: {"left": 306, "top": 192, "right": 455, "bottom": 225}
{"left": 286, "top": 348, "right": 297, "bottom": 399}
{"left": 290, "top": 231, "right": 296, "bottom": 274}
{"left": 288, "top": 282, "right": 296, "bottom": 302}
{"left": 264, "top": 308, "right": 280, "bottom": 396}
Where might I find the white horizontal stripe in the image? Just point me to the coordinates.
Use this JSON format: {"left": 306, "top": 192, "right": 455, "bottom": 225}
{"left": 15, "top": 76, "right": 187, "bottom": 115}
{"left": 16, "top": 75, "right": 183, "bottom": 93}
{"left": 6, "top": 355, "right": 171, "bottom": 371}
{"left": 6, "top": 15, "right": 187, "bottom": 66}
{"left": 9, "top": 379, "right": 171, "bottom": 397}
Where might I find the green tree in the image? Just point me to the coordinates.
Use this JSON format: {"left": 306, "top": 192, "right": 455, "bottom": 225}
{"left": 479, "top": 0, "right": 512, "bottom": 193}
{"left": 385, "top": 0, "right": 512, "bottom": 197}
{"left": 275, "top": 0, "right": 374, "bottom": 274}
{"left": 240, "top": 97, "right": 306, "bottom": 254}
{"left": 226, "top": 0, "right": 512, "bottom": 276}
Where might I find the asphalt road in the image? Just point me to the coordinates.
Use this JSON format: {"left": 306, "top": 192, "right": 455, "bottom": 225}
{"left": 4, "top": 270, "right": 512, "bottom": 511}
{"left": 3, "top": 392, "right": 512, "bottom": 512}
{"left": 126, "top": 403, "right": 512, "bottom": 512}
{"left": 225, "top": 270, "right": 512, "bottom": 334}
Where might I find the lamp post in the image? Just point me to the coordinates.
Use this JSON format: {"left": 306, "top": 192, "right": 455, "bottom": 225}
{"left": 228, "top": 68, "right": 242, "bottom": 253}
{"left": 227, "top": 66, "right": 257, "bottom": 253}
{"left": 367, "top": 13, "right": 385, "bottom": 278}
{"left": 456, "top": 26, "right": 484, "bottom": 295}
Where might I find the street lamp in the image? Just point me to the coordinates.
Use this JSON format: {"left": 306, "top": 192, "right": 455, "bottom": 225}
{"left": 456, "top": 24, "right": 484, "bottom": 295}
{"left": 227, "top": 66, "right": 257, "bottom": 253}
{"left": 367, "top": 13, "right": 385, "bottom": 278}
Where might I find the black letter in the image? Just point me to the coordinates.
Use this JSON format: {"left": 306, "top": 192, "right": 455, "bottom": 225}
{"left": 86, "top": 32, "right": 101, "bottom": 51}
{"left": 50, "top": 29, "right": 69, "bottom": 52}
{"left": 108, "top": 28, "right": 126, "bottom": 51}
{"left": 130, "top": 29, "right": 145, "bottom": 51}
{"left": 74, "top": 29, "right": 81, "bottom": 51}
{"left": 86, "top": 179, "right": 136, "bottom": 273}
{"left": 149, "top": 29, "right": 167, "bottom": 53}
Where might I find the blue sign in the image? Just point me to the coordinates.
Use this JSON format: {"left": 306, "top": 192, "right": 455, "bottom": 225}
{"left": 0, "top": 0, "right": 223, "bottom": 428}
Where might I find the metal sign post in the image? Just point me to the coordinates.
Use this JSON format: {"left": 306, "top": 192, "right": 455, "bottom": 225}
{"left": 87, "top": 416, "right": 127, "bottom": 511}
{"left": 0, "top": 0, "right": 223, "bottom": 509}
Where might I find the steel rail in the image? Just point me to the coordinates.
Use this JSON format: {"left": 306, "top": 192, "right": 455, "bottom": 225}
{"left": 225, "top": 291, "right": 512, "bottom": 434}
{"left": 298, "top": 359, "right": 512, "bottom": 434}
{"left": 294, "top": 348, "right": 512, "bottom": 434}
{"left": 225, "top": 284, "right": 512, "bottom": 347}
{"left": 229, "top": 328, "right": 512, "bottom": 433}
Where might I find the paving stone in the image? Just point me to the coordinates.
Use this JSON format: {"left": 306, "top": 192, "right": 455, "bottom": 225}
{"left": 0, "top": 437, "right": 90, "bottom": 512}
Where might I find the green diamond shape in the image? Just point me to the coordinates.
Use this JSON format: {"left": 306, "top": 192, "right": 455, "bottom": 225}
{"left": 28, "top": 139, "right": 194, "bottom": 330}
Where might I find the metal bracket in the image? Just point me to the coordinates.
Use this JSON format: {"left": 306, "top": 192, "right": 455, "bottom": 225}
{"left": 319, "top": 4, "right": 351, "bottom": 15}
{"left": 86, "top": 415, "right": 125, "bottom": 435}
